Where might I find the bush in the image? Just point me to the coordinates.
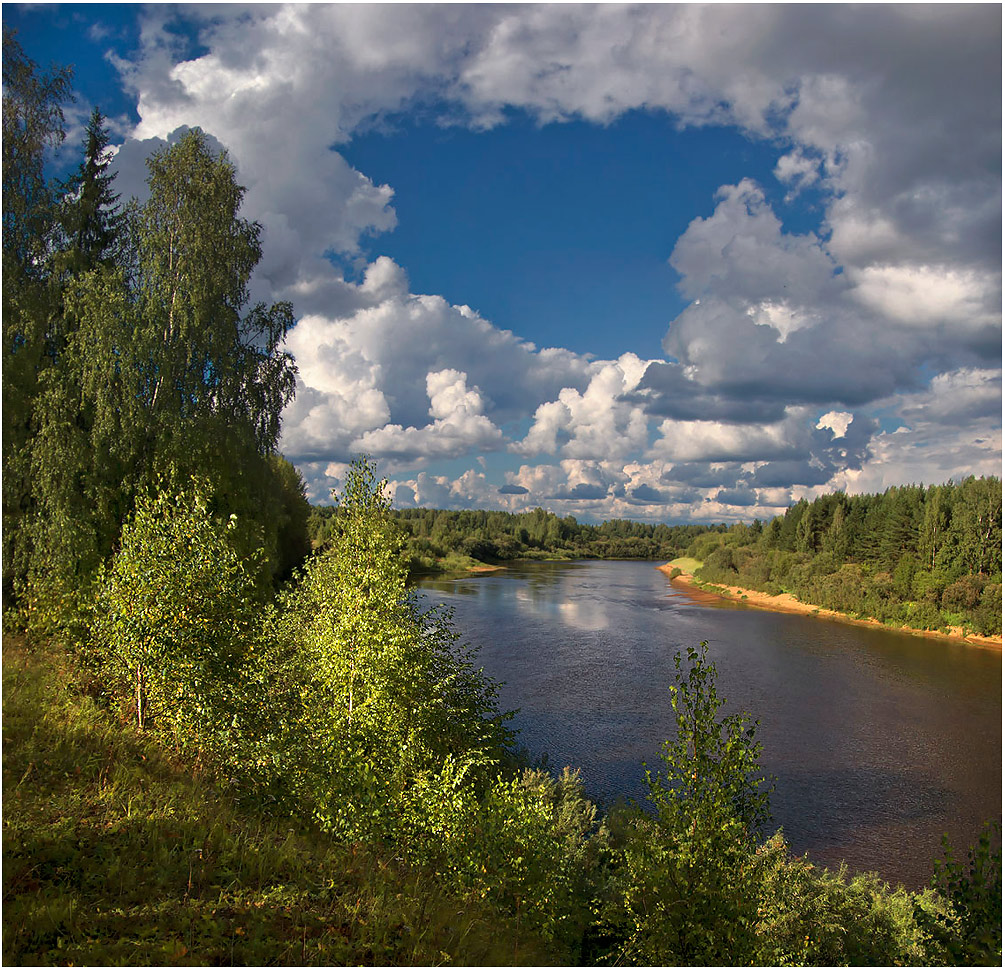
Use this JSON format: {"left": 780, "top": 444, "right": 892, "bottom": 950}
{"left": 913, "top": 567, "right": 951, "bottom": 604}
{"left": 399, "top": 762, "right": 605, "bottom": 949}
{"left": 754, "top": 834, "right": 928, "bottom": 965}
{"left": 610, "top": 642, "right": 772, "bottom": 965}
{"left": 91, "top": 477, "right": 261, "bottom": 753}
{"left": 907, "top": 600, "right": 944, "bottom": 631}
{"left": 917, "top": 821, "right": 1002, "bottom": 965}
{"left": 974, "top": 583, "right": 1002, "bottom": 636}
{"left": 942, "top": 575, "right": 984, "bottom": 613}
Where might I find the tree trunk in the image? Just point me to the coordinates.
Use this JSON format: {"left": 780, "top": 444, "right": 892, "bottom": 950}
{"left": 136, "top": 664, "right": 145, "bottom": 731}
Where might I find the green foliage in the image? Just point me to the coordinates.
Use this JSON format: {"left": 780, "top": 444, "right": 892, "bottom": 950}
{"left": 263, "top": 454, "right": 312, "bottom": 583}
{"left": 398, "top": 763, "right": 607, "bottom": 949}
{"left": 753, "top": 834, "right": 930, "bottom": 965}
{"left": 918, "top": 821, "right": 1003, "bottom": 965}
{"left": 1, "top": 27, "right": 72, "bottom": 278}
{"left": 54, "top": 107, "right": 124, "bottom": 275}
{"left": 91, "top": 477, "right": 262, "bottom": 751}
{"left": 2, "top": 638, "right": 562, "bottom": 967}
{"left": 309, "top": 504, "right": 723, "bottom": 571}
{"left": 611, "top": 642, "right": 772, "bottom": 965}
{"left": 6, "top": 124, "right": 303, "bottom": 626}
{"left": 278, "top": 459, "right": 511, "bottom": 840}
{"left": 2, "top": 28, "right": 74, "bottom": 609}
{"left": 693, "top": 478, "right": 1003, "bottom": 637}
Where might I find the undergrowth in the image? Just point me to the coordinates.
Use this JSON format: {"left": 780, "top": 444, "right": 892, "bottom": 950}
{"left": 2, "top": 637, "right": 561, "bottom": 966}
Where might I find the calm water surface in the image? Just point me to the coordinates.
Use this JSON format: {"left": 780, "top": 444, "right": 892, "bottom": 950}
{"left": 417, "top": 560, "right": 1002, "bottom": 888}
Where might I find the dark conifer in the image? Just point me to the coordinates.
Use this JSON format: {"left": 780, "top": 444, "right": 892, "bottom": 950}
{"left": 56, "top": 107, "right": 124, "bottom": 274}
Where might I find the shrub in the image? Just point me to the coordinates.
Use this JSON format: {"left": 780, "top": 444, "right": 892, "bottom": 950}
{"left": 974, "top": 583, "right": 1002, "bottom": 636}
{"left": 907, "top": 600, "right": 944, "bottom": 631}
{"left": 917, "top": 821, "right": 1002, "bottom": 965}
{"left": 754, "top": 834, "right": 928, "bottom": 965}
{"left": 91, "top": 477, "right": 261, "bottom": 754}
{"left": 942, "top": 575, "right": 984, "bottom": 613}
{"left": 611, "top": 642, "right": 772, "bottom": 965}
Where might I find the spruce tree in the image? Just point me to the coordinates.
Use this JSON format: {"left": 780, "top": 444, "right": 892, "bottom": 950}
{"left": 56, "top": 107, "right": 124, "bottom": 275}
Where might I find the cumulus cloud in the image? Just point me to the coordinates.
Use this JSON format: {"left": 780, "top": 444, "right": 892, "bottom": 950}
{"left": 516, "top": 354, "right": 653, "bottom": 460}
{"left": 353, "top": 368, "right": 504, "bottom": 463}
{"left": 279, "top": 260, "right": 594, "bottom": 465}
{"left": 817, "top": 411, "right": 853, "bottom": 438}
{"left": 774, "top": 149, "right": 821, "bottom": 197}
{"left": 105, "top": 4, "right": 999, "bottom": 521}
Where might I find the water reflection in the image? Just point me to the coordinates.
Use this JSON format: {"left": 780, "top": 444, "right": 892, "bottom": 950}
{"left": 416, "top": 560, "right": 1001, "bottom": 888}
{"left": 513, "top": 585, "right": 609, "bottom": 631}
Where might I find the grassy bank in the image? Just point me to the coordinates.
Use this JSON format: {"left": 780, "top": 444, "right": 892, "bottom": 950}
{"left": 1, "top": 636, "right": 560, "bottom": 966}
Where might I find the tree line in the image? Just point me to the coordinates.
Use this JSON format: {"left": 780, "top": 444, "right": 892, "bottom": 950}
{"left": 687, "top": 477, "right": 1002, "bottom": 637}
{"left": 309, "top": 503, "right": 725, "bottom": 567}
{"left": 309, "top": 476, "right": 1002, "bottom": 637}
{"left": 3, "top": 31, "right": 999, "bottom": 965}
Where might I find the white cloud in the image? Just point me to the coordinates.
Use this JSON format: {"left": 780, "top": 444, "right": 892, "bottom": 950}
{"left": 650, "top": 414, "right": 802, "bottom": 464}
{"left": 353, "top": 368, "right": 504, "bottom": 463}
{"left": 278, "top": 258, "right": 596, "bottom": 466}
{"left": 105, "top": 5, "right": 999, "bottom": 519}
{"left": 847, "top": 264, "right": 999, "bottom": 332}
{"left": 817, "top": 411, "right": 853, "bottom": 439}
{"left": 774, "top": 149, "right": 821, "bottom": 196}
{"left": 516, "top": 354, "right": 653, "bottom": 460}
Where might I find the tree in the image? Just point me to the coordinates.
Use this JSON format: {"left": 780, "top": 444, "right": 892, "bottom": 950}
{"left": 92, "top": 477, "right": 261, "bottom": 745}
{"left": 614, "top": 642, "right": 772, "bottom": 965}
{"left": 921, "top": 484, "right": 951, "bottom": 570}
{"left": 2, "top": 28, "right": 73, "bottom": 606}
{"left": 20, "top": 128, "right": 300, "bottom": 625}
{"left": 264, "top": 454, "right": 312, "bottom": 583}
{"left": 55, "top": 107, "right": 124, "bottom": 276}
{"left": 949, "top": 477, "right": 1002, "bottom": 577}
{"left": 1, "top": 28, "right": 72, "bottom": 281}
{"left": 279, "top": 458, "right": 508, "bottom": 838}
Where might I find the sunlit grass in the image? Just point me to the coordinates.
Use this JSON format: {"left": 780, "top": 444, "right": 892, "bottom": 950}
{"left": 665, "top": 556, "right": 703, "bottom": 573}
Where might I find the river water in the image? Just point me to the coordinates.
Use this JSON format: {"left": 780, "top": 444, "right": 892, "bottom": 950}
{"left": 416, "top": 559, "right": 1002, "bottom": 888}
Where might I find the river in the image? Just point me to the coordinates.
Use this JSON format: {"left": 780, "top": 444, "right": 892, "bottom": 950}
{"left": 416, "top": 559, "right": 1002, "bottom": 889}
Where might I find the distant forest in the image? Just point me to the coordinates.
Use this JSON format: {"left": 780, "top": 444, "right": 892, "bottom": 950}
{"left": 307, "top": 504, "right": 716, "bottom": 564}
{"left": 309, "top": 475, "right": 1002, "bottom": 637}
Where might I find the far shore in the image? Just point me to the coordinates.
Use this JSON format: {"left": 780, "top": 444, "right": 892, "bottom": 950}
{"left": 656, "top": 563, "right": 1003, "bottom": 653}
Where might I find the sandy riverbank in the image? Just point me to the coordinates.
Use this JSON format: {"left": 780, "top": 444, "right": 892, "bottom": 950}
{"left": 656, "top": 563, "right": 1002, "bottom": 652}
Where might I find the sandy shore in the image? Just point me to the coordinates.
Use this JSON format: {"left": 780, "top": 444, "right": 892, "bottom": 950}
{"left": 656, "top": 563, "right": 1002, "bottom": 652}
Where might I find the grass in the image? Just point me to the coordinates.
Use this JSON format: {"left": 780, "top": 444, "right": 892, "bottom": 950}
{"left": 2, "top": 636, "right": 561, "bottom": 966}
{"left": 665, "top": 556, "right": 703, "bottom": 574}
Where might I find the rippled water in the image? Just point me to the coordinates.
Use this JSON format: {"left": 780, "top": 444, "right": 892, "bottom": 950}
{"left": 417, "top": 559, "right": 1002, "bottom": 888}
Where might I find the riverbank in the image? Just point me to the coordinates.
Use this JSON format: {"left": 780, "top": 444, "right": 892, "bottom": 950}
{"left": 657, "top": 563, "right": 1003, "bottom": 652}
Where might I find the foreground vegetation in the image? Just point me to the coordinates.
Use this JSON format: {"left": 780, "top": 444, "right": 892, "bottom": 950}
{"left": 2, "top": 637, "right": 560, "bottom": 967}
{"left": 4, "top": 32, "right": 1000, "bottom": 965}
{"left": 6, "top": 565, "right": 1001, "bottom": 965}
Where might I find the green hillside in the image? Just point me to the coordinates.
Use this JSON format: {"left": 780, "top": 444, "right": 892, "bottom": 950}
{"left": 2, "top": 636, "right": 560, "bottom": 966}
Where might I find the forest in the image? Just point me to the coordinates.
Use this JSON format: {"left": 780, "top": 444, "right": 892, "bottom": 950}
{"left": 308, "top": 504, "right": 719, "bottom": 566}
{"left": 685, "top": 479, "right": 1002, "bottom": 638}
{"left": 3, "top": 30, "right": 1000, "bottom": 966}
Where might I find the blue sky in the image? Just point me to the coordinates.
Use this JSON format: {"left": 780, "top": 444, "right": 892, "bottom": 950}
{"left": 6, "top": 4, "right": 1001, "bottom": 521}
{"left": 340, "top": 112, "right": 797, "bottom": 360}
